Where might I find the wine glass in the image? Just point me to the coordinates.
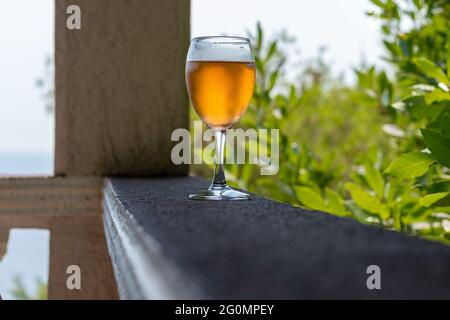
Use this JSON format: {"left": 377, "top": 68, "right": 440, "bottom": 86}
{"left": 186, "top": 36, "right": 255, "bottom": 200}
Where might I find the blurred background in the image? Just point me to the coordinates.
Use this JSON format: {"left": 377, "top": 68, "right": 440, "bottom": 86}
{"left": 1, "top": 0, "right": 449, "bottom": 299}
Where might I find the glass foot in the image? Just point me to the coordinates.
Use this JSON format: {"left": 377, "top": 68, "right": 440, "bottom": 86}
{"left": 189, "top": 185, "right": 251, "bottom": 201}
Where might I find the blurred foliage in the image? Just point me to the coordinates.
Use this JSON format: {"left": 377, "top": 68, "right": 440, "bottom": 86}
{"left": 191, "top": 0, "right": 450, "bottom": 243}
{"left": 36, "top": 55, "right": 54, "bottom": 114}
{"left": 10, "top": 275, "right": 47, "bottom": 300}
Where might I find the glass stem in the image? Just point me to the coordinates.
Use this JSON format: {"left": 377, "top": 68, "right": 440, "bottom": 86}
{"left": 211, "top": 129, "right": 227, "bottom": 189}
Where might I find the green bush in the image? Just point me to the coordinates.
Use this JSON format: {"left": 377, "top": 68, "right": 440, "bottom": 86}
{"left": 191, "top": 0, "right": 450, "bottom": 243}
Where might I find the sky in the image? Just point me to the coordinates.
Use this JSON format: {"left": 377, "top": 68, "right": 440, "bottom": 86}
{"left": 0, "top": 0, "right": 384, "bottom": 156}
{"left": 0, "top": 0, "right": 54, "bottom": 154}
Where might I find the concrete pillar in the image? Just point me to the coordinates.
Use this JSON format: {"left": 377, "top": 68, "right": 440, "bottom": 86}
{"left": 55, "top": 0, "right": 190, "bottom": 176}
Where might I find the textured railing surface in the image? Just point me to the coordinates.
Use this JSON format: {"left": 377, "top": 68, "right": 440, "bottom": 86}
{"left": 104, "top": 177, "right": 450, "bottom": 299}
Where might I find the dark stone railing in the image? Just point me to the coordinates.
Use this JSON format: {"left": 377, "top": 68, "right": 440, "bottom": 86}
{"left": 103, "top": 177, "right": 450, "bottom": 299}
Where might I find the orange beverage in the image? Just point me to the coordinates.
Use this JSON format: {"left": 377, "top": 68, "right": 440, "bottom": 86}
{"left": 186, "top": 61, "right": 256, "bottom": 129}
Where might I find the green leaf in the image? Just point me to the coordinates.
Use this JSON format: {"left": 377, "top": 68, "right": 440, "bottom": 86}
{"left": 413, "top": 57, "right": 448, "bottom": 84}
{"left": 345, "top": 182, "right": 381, "bottom": 214}
{"left": 325, "top": 188, "right": 348, "bottom": 217}
{"left": 255, "top": 57, "right": 264, "bottom": 74}
{"left": 421, "top": 129, "right": 450, "bottom": 168}
{"left": 383, "top": 40, "right": 400, "bottom": 56}
{"left": 268, "top": 70, "right": 279, "bottom": 92}
{"left": 441, "top": 113, "right": 450, "bottom": 137}
{"left": 424, "top": 89, "right": 450, "bottom": 104}
{"left": 266, "top": 41, "right": 277, "bottom": 61}
{"left": 399, "top": 38, "right": 412, "bottom": 57}
{"left": 420, "top": 192, "right": 450, "bottom": 208}
{"left": 426, "top": 111, "right": 450, "bottom": 135}
{"left": 364, "top": 164, "right": 384, "bottom": 198}
{"left": 447, "top": 31, "right": 450, "bottom": 79}
{"left": 404, "top": 95, "right": 448, "bottom": 120}
{"left": 379, "top": 204, "right": 391, "bottom": 220}
{"left": 256, "top": 21, "right": 263, "bottom": 50}
{"left": 294, "top": 186, "right": 327, "bottom": 212}
{"left": 370, "top": 0, "right": 385, "bottom": 8}
{"left": 384, "top": 151, "right": 435, "bottom": 179}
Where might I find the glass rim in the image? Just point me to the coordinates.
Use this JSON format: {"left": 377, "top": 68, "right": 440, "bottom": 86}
{"left": 192, "top": 36, "right": 251, "bottom": 44}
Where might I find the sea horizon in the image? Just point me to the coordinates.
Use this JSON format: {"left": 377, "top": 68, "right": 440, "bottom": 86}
{"left": 0, "top": 150, "right": 53, "bottom": 176}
